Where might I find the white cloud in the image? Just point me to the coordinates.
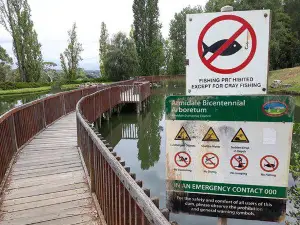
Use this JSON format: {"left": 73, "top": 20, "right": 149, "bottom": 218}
{"left": 0, "top": 0, "right": 207, "bottom": 70}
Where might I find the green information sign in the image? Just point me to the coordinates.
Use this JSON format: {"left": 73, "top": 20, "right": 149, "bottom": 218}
{"left": 166, "top": 95, "right": 294, "bottom": 122}
{"left": 166, "top": 95, "right": 294, "bottom": 222}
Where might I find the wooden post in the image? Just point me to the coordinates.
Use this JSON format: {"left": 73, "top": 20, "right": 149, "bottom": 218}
{"left": 218, "top": 218, "right": 228, "bottom": 225}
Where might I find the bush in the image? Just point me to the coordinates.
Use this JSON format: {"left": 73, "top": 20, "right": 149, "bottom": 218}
{"left": 0, "top": 77, "right": 109, "bottom": 91}
{"left": 0, "top": 82, "right": 50, "bottom": 90}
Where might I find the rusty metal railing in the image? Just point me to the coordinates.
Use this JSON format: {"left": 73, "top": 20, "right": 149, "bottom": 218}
{"left": 0, "top": 75, "right": 183, "bottom": 224}
{"left": 0, "top": 86, "right": 100, "bottom": 189}
{"left": 76, "top": 83, "right": 171, "bottom": 225}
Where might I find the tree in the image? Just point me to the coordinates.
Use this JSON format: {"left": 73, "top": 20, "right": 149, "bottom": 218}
{"left": 161, "top": 39, "right": 173, "bottom": 75}
{"left": 0, "top": 0, "right": 43, "bottom": 82}
{"left": 132, "top": 0, "right": 164, "bottom": 76}
{"left": 284, "top": 0, "right": 300, "bottom": 38}
{"left": 205, "top": 0, "right": 235, "bottom": 12}
{"left": 0, "top": 45, "right": 13, "bottom": 81}
{"left": 104, "top": 32, "right": 139, "bottom": 81}
{"left": 60, "top": 23, "right": 83, "bottom": 81}
{"left": 168, "top": 5, "right": 203, "bottom": 75}
{"left": 42, "top": 61, "right": 57, "bottom": 82}
{"left": 99, "top": 22, "right": 109, "bottom": 77}
{"left": 203, "top": 0, "right": 300, "bottom": 70}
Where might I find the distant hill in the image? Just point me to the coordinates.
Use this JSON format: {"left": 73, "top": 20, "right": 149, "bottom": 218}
{"left": 269, "top": 66, "right": 300, "bottom": 94}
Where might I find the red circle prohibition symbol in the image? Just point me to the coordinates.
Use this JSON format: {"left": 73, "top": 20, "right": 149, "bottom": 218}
{"left": 174, "top": 152, "right": 191, "bottom": 168}
{"left": 230, "top": 154, "right": 249, "bottom": 171}
{"left": 198, "top": 15, "right": 257, "bottom": 74}
{"left": 260, "top": 155, "right": 279, "bottom": 172}
{"left": 202, "top": 153, "right": 219, "bottom": 169}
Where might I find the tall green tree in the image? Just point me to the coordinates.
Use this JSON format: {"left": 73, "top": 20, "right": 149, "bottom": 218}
{"left": 168, "top": 6, "right": 203, "bottom": 75}
{"left": 60, "top": 23, "right": 83, "bottom": 81}
{"left": 0, "top": 45, "right": 13, "bottom": 81}
{"left": 203, "top": 0, "right": 300, "bottom": 70}
{"left": 99, "top": 22, "right": 109, "bottom": 77}
{"left": 161, "top": 39, "right": 173, "bottom": 75}
{"left": 132, "top": 0, "right": 163, "bottom": 76}
{"left": 205, "top": 0, "right": 235, "bottom": 12}
{"left": 0, "top": 0, "right": 43, "bottom": 82}
{"left": 104, "top": 32, "right": 139, "bottom": 81}
{"left": 284, "top": 0, "right": 300, "bottom": 38}
{"left": 41, "top": 61, "right": 57, "bottom": 82}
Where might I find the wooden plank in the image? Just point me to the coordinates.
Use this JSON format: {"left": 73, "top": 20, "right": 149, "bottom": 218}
{"left": 12, "top": 162, "right": 82, "bottom": 175}
{"left": 0, "top": 207, "right": 96, "bottom": 225}
{"left": 5, "top": 182, "right": 88, "bottom": 199}
{"left": 9, "top": 171, "right": 85, "bottom": 189}
{"left": 17, "top": 152, "right": 79, "bottom": 161}
{"left": 13, "top": 161, "right": 82, "bottom": 171}
{"left": 2, "top": 193, "right": 92, "bottom": 213}
{"left": 25, "top": 214, "right": 98, "bottom": 225}
{"left": 2, "top": 188, "right": 89, "bottom": 206}
{"left": 12, "top": 166, "right": 83, "bottom": 180}
{"left": 2, "top": 199, "right": 93, "bottom": 221}
{"left": 13, "top": 155, "right": 80, "bottom": 166}
{"left": 17, "top": 152, "right": 79, "bottom": 160}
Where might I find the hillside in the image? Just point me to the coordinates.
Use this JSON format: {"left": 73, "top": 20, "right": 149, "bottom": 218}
{"left": 269, "top": 66, "right": 300, "bottom": 94}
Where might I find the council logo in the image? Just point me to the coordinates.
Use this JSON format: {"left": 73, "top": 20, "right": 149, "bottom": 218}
{"left": 262, "top": 101, "right": 288, "bottom": 117}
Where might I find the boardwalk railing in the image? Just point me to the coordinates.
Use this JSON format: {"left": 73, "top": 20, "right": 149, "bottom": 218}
{"left": 0, "top": 75, "right": 184, "bottom": 224}
{"left": 77, "top": 82, "right": 171, "bottom": 225}
{"left": 0, "top": 86, "right": 103, "bottom": 190}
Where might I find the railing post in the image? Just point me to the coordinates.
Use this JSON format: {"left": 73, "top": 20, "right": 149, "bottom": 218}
{"left": 62, "top": 94, "right": 66, "bottom": 115}
{"left": 42, "top": 101, "right": 47, "bottom": 127}
{"left": 88, "top": 136, "right": 95, "bottom": 193}
{"left": 9, "top": 115, "right": 18, "bottom": 152}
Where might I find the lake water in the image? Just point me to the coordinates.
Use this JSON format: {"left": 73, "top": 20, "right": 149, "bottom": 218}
{"left": 98, "top": 84, "right": 300, "bottom": 225}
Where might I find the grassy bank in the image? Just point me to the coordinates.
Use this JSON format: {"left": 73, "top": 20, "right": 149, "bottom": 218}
{"left": 0, "top": 84, "right": 80, "bottom": 97}
{"left": 268, "top": 66, "right": 300, "bottom": 94}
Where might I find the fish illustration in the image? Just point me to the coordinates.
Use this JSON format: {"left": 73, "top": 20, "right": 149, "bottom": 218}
{"left": 202, "top": 39, "right": 242, "bottom": 58}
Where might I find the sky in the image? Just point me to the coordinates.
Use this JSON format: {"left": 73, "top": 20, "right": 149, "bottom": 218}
{"left": 0, "top": 0, "right": 208, "bottom": 70}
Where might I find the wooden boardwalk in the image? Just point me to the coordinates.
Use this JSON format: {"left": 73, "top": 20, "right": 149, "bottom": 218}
{"left": 0, "top": 113, "right": 101, "bottom": 225}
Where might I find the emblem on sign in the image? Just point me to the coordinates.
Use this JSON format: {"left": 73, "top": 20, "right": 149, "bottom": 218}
{"left": 175, "top": 127, "right": 191, "bottom": 141}
{"left": 262, "top": 101, "right": 288, "bottom": 117}
{"left": 202, "top": 153, "right": 219, "bottom": 169}
{"left": 202, "top": 127, "right": 219, "bottom": 142}
{"left": 198, "top": 15, "right": 257, "bottom": 74}
{"left": 174, "top": 152, "right": 191, "bottom": 168}
{"left": 230, "top": 154, "right": 249, "bottom": 171}
{"left": 260, "top": 155, "right": 279, "bottom": 172}
{"left": 231, "top": 128, "right": 249, "bottom": 143}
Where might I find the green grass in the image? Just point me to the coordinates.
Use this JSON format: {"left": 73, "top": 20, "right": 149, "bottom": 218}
{"left": 268, "top": 66, "right": 300, "bottom": 94}
{"left": 0, "top": 84, "right": 80, "bottom": 97}
{"left": 61, "top": 84, "right": 80, "bottom": 90}
{"left": 0, "top": 86, "right": 51, "bottom": 96}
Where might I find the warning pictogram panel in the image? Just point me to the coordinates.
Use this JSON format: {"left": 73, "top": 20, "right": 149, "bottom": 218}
{"left": 175, "top": 127, "right": 191, "bottom": 141}
{"left": 230, "top": 154, "right": 249, "bottom": 171}
{"left": 174, "top": 152, "right": 191, "bottom": 168}
{"left": 202, "top": 153, "right": 219, "bottom": 169}
{"left": 198, "top": 15, "right": 257, "bottom": 74}
{"left": 231, "top": 128, "right": 249, "bottom": 143}
{"left": 202, "top": 127, "right": 219, "bottom": 142}
{"left": 260, "top": 155, "right": 279, "bottom": 173}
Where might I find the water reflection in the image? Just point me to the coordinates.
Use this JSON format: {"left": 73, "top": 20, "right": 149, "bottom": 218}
{"left": 98, "top": 85, "right": 300, "bottom": 225}
{"left": 0, "top": 93, "right": 51, "bottom": 115}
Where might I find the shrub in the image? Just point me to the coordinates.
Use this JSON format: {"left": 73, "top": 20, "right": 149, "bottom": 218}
{"left": 0, "top": 82, "right": 50, "bottom": 90}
